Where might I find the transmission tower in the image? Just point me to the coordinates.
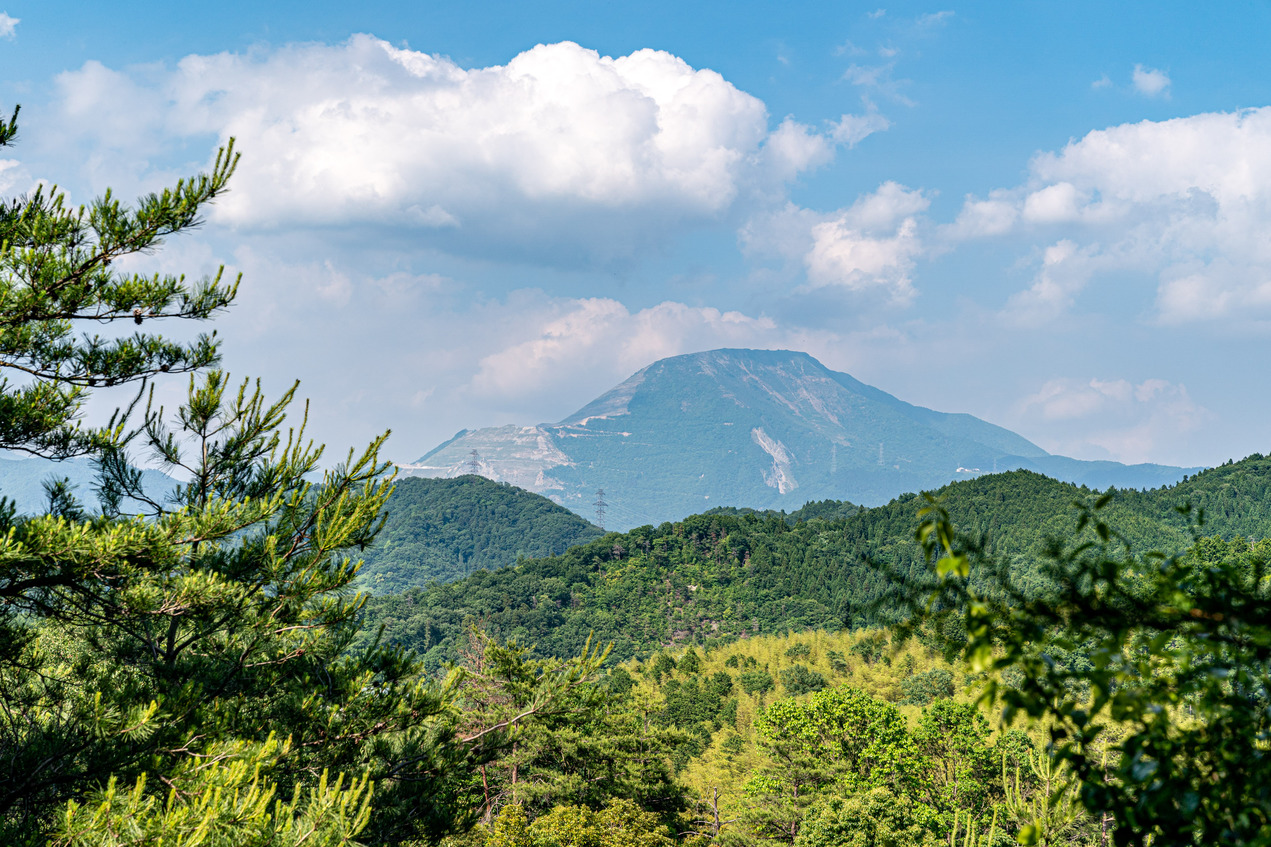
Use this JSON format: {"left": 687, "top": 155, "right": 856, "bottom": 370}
{"left": 594, "top": 489, "right": 607, "bottom": 531}
{"left": 467, "top": 449, "right": 482, "bottom": 476}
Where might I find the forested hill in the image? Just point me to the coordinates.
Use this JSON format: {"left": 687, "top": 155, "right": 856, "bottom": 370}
{"left": 355, "top": 475, "right": 604, "bottom": 593}
{"left": 359, "top": 453, "right": 1271, "bottom": 669}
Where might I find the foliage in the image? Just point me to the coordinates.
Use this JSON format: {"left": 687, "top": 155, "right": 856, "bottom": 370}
{"left": 356, "top": 475, "right": 603, "bottom": 592}
{"left": 1, "top": 369, "right": 410, "bottom": 840}
{"left": 360, "top": 457, "right": 1271, "bottom": 669}
{"left": 738, "top": 670, "right": 775, "bottom": 696}
{"left": 902, "top": 495, "right": 1271, "bottom": 845}
{"left": 850, "top": 633, "right": 888, "bottom": 666}
{"left": 900, "top": 669, "right": 954, "bottom": 706}
{"left": 779, "top": 664, "right": 827, "bottom": 696}
{"left": 449, "top": 630, "right": 685, "bottom": 829}
{"left": 999, "top": 748, "right": 1088, "bottom": 847}
{"left": 743, "top": 686, "right": 925, "bottom": 841}
{"left": 784, "top": 642, "right": 811, "bottom": 660}
{"left": 0, "top": 110, "right": 239, "bottom": 460}
{"left": 912, "top": 700, "right": 995, "bottom": 821}
{"left": 486, "top": 799, "right": 673, "bottom": 847}
{"left": 794, "top": 788, "right": 941, "bottom": 847}
{"left": 48, "top": 737, "right": 372, "bottom": 847}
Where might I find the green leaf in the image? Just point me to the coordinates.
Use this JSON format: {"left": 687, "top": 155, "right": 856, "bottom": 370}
{"left": 936, "top": 554, "right": 969, "bottom": 579}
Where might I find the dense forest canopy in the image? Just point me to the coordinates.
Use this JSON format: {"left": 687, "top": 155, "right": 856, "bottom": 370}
{"left": 359, "top": 455, "right": 1271, "bottom": 669}
{"left": 356, "top": 475, "right": 603, "bottom": 593}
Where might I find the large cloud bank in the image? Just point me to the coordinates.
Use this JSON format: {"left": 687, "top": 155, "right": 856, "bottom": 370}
{"left": 52, "top": 36, "right": 860, "bottom": 266}
{"left": 950, "top": 108, "right": 1271, "bottom": 324}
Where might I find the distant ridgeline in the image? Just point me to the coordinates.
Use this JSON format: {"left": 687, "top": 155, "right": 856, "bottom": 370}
{"left": 400, "top": 349, "right": 1202, "bottom": 530}
{"left": 0, "top": 453, "right": 174, "bottom": 515}
{"left": 358, "top": 454, "right": 1271, "bottom": 671}
{"left": 355, "top": 475, "right": 604, "bottom": 593}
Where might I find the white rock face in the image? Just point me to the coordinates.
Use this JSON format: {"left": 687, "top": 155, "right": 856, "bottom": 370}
{"left": 750, "top": 427, "right": 798, "bottom": 494}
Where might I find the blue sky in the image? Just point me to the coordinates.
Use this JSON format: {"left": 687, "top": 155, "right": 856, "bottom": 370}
{"left": 2, "top": 1, "right": 1270, "bottom": 469}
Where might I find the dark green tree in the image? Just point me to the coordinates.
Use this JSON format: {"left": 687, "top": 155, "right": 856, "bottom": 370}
{"left": 0, "top": 107, "right": 239, "bottom": 460}
{"left": 738, "top": 669, "right": 775, "bottom": 696}
{"left": 899, "top": 669, "right": 954, "bottom": 706}
{"left": 446, "top": 629, "right": 681, "bottom": 829}
{"left": 779, "top": 664, "right": 827, "bottom": 696}
{"left": 0, "top": 112, "right": 608, "bottom": 847}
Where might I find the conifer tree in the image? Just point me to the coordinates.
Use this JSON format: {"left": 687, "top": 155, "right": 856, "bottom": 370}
{"left": 0, "top": 106, "right": 239, "bottom": 460}
{"left": 0, "top": 108, "right": 609, "bottom": 846}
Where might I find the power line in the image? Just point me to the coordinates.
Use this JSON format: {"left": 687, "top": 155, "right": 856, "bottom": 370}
{"left": 601, "top": 500, "right": 664, "bottom": 529}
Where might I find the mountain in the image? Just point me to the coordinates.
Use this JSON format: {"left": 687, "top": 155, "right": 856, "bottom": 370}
{"left": 360, "top": 452, "right": 1271, "bottom": 669}
{"left": 402, "top": 349, "right": 1201, "bottom": 529}
{"left": 354, "top": 475, "right": 603, "bottom": 593}
{"left": 0, "top": 453, "right": 174, "bottom": 516}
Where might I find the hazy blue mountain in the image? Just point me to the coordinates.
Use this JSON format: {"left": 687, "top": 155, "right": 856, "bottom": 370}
{"left": 402, "top": 349, "right": 1201, "bottom": 529}
{"left": 0, "top": 453, "right": 175, "bottom": 515}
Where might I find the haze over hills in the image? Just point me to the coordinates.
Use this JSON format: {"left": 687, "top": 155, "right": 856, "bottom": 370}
{"left": 402, "top": 349, "right": 1202, "bottom": 529}
{"left": 0, "top": 453, "right": 174, "bottom": 516}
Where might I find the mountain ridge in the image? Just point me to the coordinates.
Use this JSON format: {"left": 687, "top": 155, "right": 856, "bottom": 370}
{"left": 403, "top": 348, "right": 1200, "bottom": 528}
{"left": 354, "top": 474, "right": 603, "bottom": 593}
{"left": 362, "top": 451, "right": 1271, "bottom": 669}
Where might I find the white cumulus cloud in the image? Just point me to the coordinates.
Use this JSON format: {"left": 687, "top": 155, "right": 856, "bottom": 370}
{"left": 950, "top": 107, "right": 1271, "bottom": 324}
{"left": 745, "top": 182, "right": 929, "bottom": 304}
{"left": 0, "top": 13, "right": 17, "bottom": 40}
{"left": 45, "top": 36, "right": 857, "bottom": 268}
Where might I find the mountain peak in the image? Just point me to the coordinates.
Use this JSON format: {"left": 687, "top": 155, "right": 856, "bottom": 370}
{"left": 405, "top": 348, "right": 1198, "bottom": 528}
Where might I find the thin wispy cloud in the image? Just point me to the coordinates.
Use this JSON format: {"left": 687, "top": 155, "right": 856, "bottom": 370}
{"left": 843, "top": 61, "right": 915, "bottom": 106}
{"left": 916, "top": 10, "right": 955, "bottom": 27}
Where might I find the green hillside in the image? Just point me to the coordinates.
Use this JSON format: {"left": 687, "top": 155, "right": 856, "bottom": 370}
{"left": 354, "top": 474, "right": 604, "bottom": 593}
{"left": 359, "top": 454, "right": 1271, "bottom": 670}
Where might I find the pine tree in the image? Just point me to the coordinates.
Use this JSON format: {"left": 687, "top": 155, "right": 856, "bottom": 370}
{"left": 0, "top": 109, "right": 608, "bottom": 846}
{"left": 0, "top": 106, "right": 239, "bottom": 460}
